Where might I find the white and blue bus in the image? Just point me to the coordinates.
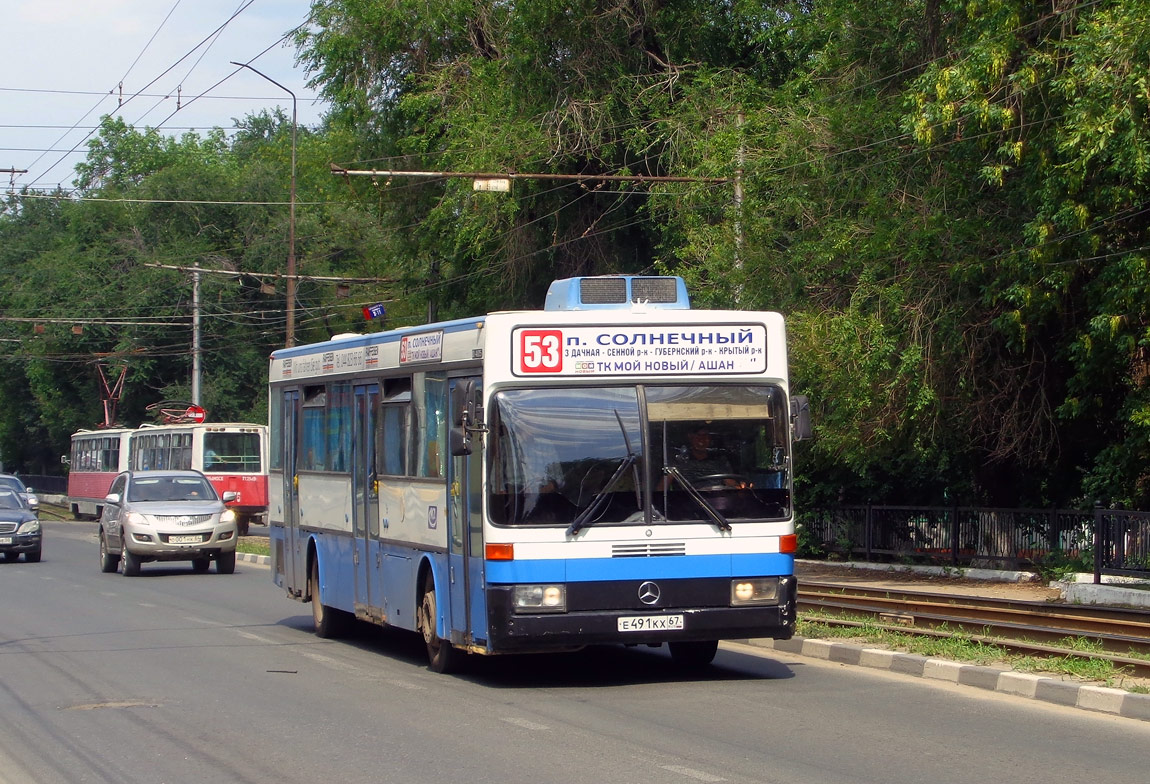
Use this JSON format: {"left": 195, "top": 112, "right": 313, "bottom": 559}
{"left": 267, "top": 275, "right": 810, "bottom": 671}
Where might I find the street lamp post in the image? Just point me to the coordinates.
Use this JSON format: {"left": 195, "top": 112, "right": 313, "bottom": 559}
{"left": 231, "top": 61, "right": 297, "bottom": 347}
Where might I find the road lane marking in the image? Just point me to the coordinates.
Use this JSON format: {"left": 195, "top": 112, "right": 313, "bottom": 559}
{"left": 500, "top": 716, "right": 550, "bottom": 731}
{"left": 661, "top": 765, "right": 726, "bottom": 782}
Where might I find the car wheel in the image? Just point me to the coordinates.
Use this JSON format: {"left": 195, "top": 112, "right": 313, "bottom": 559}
{"left": 191, "top": 557, "right": 211, "bottom": 573}
{"left": 667, "top": 640, "right": 719, "bottom": 667}
{"left": 216, "top": 550, "right": 236, "bottom": 575}
{"left": 309, "top": 558, "right": 350, "bottom": 638}
{"left": 418, "top": 572, "right": 460, "bottom": 673}
{"left": 24, "top": 547, "right": 41, "bottom": 563}
{"left": 99, "top": 533, "right": 119, "bottom": 573}
{"left": 120, "top": 540, "right": 141, "bottom": 576}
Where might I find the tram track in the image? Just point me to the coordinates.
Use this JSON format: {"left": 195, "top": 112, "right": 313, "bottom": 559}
{"left": 798, "top": 581, "right": 1150, "bottom": 678}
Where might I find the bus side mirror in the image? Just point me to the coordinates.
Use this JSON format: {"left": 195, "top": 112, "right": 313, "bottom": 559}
{"left": 450, "top": 426, "right": 472, "bottom": 457}
{"left": 451, "top": 379, "right": 476, "bottom": 427}
{"left": 790, "top": 395, "right": 812, "bottom": 442}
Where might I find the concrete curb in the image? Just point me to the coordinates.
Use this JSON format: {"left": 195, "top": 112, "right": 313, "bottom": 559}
{"left": 236, "top": 552, "right": 270, "bottom": 566}
{"left": 742, "top": 636, "right": 1150, "bottom": 722}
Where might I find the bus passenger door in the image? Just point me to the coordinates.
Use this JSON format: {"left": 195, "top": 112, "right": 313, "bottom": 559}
{"left": 447, "top": 377, "right": 486, "bottom": 646}
{"left": 352, "top": 384, "right": 380, "bottom": 618}
{"left": 281, "top": 389, "right": 301, "bottom": 594}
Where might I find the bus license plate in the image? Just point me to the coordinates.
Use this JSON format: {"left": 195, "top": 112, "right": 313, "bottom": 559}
{"left": 0, "top": 536, "right": 12, "bottom": 545}
{"left": 170, "top": 535, "right": 202, "bottom": 544}
{"left": 618, "top": 614, "right": 684, "bottom": 632}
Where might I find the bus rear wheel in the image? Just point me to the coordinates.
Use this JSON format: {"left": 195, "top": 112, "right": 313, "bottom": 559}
{"left": 418, "top": 574, "right": 460, "bottom": 674}
{"left": 310, "top": 558, "right": 350, "bottom": 638}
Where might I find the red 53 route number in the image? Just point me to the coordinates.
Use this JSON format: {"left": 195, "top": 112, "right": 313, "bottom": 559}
{"left": 517, "top": 329, "right": 563, "bottom": 373}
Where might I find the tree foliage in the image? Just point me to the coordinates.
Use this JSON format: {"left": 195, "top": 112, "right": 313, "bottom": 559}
{"left": 2, "top": 0, "right": 1149, "bottom": 512}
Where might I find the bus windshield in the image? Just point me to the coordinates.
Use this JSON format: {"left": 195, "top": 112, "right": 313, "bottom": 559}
{"left": 488, "top": 384, "right": 791, "bottom": 527}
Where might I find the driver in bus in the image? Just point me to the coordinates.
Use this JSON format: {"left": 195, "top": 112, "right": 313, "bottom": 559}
{"left": 662, "top": 425, "right": 750, "bottom": 489}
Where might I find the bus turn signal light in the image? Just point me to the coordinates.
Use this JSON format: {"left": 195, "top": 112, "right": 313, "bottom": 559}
{"left": 485, "top": 543, "right": 514, "bottom": 561}
{"left": 780, "top": 533, "right": 797, "bottom": 554}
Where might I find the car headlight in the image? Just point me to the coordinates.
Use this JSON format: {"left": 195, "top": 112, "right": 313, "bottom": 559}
{"left": 27, "top": 495, "right": 39, "bottom": 507}
{"left": 126, "top": 511, "right": 149, "bottom": 525}
{"left": 730, "top": 577, "right": 780, "bottom": 605}
{"left": 17, "top": 519, "right": 40, "bottom": 535}
{"left": 220, "top": 509, "right": 237, "bottom": 524}
{"left": 512, "top": 584, "right": 566, "bottom": 613}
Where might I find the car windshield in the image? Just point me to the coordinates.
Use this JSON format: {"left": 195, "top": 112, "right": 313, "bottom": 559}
{"left": 488, "top": 384, "right": 791, "bottom": 527}
{"left": 0, "top": 477, "right": 26, "bottom": 492}
{"left": 0, "top": 491, "right": 25, "bottom": 510}
{"left": 128, "top": 476, "right": 216, "bottom": 503}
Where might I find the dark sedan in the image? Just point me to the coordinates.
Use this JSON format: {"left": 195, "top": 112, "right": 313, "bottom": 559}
{"left": 0, "top": 488, "right": 41, "bottom": 562}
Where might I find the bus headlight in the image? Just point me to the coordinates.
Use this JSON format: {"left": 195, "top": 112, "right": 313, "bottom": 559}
{"left": 512, "top": 584, "right": 566, "bottom": 613}
{"left": 730, "top": 578, "right": 780, "bottom": 606}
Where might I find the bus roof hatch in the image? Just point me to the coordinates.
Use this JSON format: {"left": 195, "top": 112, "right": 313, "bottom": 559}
{"left": 543, "top": 275, "right": 690, "bottom": 311}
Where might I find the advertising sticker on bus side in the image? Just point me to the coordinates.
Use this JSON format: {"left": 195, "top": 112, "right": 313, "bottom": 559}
{"left": 511, "top": 324, "right": 767, "bottom": 377}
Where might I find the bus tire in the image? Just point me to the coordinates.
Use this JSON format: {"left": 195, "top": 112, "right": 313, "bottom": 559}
{"left": 310, "top": 558, "right": 349, "bottom": 638}
{"left": 668, "top": 640, "right": 718, "bottom": 667}
{"left": 216, "top": 550, "right": 236, "bottom": 575}
{"left": 418, "top": 574, "right": 460, "bottom": 674}
{"left": 99, "top": 532, "right": 119, "bottom": 573}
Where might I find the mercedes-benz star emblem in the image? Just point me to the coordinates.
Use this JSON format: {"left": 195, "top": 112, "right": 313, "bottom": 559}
{"left": 637, "top": 581, "right": 661, "bottom": 605}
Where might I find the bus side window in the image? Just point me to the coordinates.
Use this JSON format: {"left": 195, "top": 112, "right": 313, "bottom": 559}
{"left": 416, "top": 374, "right": 447, "bottom": 479}
{"left": 381, "top": 377, "right": 413, "bottom": 476}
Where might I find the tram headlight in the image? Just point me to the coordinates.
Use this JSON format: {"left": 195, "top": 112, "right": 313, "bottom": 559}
{"left": 512, "top": 584, "right": 567, "bottom": 613}
{"left": 730, "top": 578, "right": 780, "bottom": 606}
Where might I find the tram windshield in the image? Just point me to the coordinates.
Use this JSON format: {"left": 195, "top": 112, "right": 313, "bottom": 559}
{"left": 203, "top": 432, "right": 262, "bottom": 472}
{"left": 488, "top": 385, "right": 791, "bottom": 527}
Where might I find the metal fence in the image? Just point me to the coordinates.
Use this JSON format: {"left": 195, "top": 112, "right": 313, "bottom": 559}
{"left": 800, "top": 505, "right": 1150, "bottom": 582}
{"left": 10, "top": 474, "right": 68, "bottom": 495}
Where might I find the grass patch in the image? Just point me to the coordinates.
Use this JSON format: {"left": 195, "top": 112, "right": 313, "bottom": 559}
{"left": 237, "top": 538, "right": 270, "bottom": 557}
{"left": 797, "top": 611, "right": 1148, "bottom": 692}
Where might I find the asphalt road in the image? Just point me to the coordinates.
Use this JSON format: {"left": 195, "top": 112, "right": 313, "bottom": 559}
{"left": 1, "top": 520, "right": 1147, "bottom": 784}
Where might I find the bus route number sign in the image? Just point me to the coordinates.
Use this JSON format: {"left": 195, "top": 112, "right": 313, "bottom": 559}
{"left": 517, "top": 329, "right": 564, "bottom": 374}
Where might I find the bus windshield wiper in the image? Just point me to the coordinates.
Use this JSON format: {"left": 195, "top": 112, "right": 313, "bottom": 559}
{"left": 661, "top": 466, "right": 732, "bottom": 532}
{"left": 567, "top": 453, "right": 637, "bottom": 536}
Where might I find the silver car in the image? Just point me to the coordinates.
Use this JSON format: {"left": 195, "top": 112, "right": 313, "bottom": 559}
{"left": 98, "top": 470, "right": 239, "bottom": 576}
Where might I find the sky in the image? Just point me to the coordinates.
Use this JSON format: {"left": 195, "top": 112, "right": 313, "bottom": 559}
{"left": 2, "top": 0, "right": 329, "bottom": 192}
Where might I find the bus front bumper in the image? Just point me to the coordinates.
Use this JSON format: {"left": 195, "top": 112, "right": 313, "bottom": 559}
{"left": 485, "top": 577, "right": 797, "bottom": 653}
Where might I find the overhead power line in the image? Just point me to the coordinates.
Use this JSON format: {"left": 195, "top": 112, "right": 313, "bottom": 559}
{"left": 330, "top": 164, "right": 731, "bottom": 185}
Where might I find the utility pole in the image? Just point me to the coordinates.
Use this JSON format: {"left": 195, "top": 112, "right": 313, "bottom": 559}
{"left": 232, "top": 62, "right": 297, "bottom": 347}
{"left": 192, "top": 267, "right": 201, "bottom": 405}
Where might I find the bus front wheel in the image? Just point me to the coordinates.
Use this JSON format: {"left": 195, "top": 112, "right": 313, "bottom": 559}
{"left": 419, "top": 574, "right": 460, "bottom": 674}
